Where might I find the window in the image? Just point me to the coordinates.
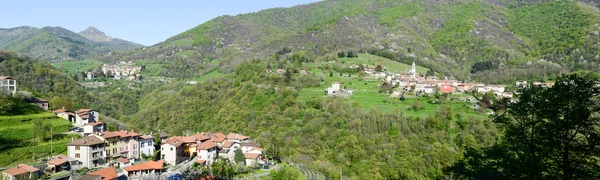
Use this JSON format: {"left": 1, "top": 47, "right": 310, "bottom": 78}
{"left": 120, "top": 147, "right": 123, "bottom": 151}
{"left": 113, "top": 148, "right": 117, "bottom": 154}
{"left": 162, "top": 147, "right": 164, "bottom": 151}
{"left": 75, "top": 146, "right": 80, "bottom": 150}
{"left": 75, "top": 153, "right": 80, "bottom": 158}
{"left": 170, "top": 147, "right": 173, "bottom": 151}
{"left": 141, "top": 143, "right": 144, "bottom": 148}
{"left": 149, "top": 142, "right": 152, "bottom": 146}
{"left": 112, "top": 141, "right": 117, "bottom": 146}
{"left": 162, "top": 155, "right": 165, "bottom": 160}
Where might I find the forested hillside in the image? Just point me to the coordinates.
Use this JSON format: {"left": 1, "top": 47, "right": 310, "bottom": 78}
{"left": 103, "top": 0, "right": 599, "bottom": 84}
{"left": 0, "top": 26, "right": 142, "bottom": 62}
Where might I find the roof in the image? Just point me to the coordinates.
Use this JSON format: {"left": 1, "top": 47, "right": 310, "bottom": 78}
{"left": 16, "top": 164, "right": 39, "bottom": 173}
{"left": 226, "top": 133, "right": 249, "bottom": 141}
{"left": 68, "top": 135, "right": 104, "bottom": 146}
{"left": 163, "top": 136, "right": 184, "bottom": 147}
{"left": 221, "top": 141, "right": 237, "bottom": 148}
{"left": 55, "top": 154, "right": 77, "bottom": 162}
{"left": 117, "top": 158, "right": 129, "bottom": 164}
{"left": 48, "top": 158, "right": 68, "bottom": 165}
{"left": 197, "top": 160, "right": 206, "bottom": 164}
{"left": 209, "top": 133, "right": 226, "bottom": 143}
{"left": 3, "top": 167, "right": 29, "bottom": 176}
{"left": 159, "top": 132, "right": 168, "bottom": 138}
{"left": 27, "top": 97, "right": 49, "bottom": 103}
{"left": 85, "top": 122, "right": 104, "bottom": 126}
{"left": 182, "top": 136, "right": 196, "bottom": 143}
{"left": 0, "top": 76, "right": 16, "bottom": 80}
{"left": 192, "top": 133, "right": 210, "bottom": 141}
{"left": 124, "top": 160, "right": 164, "bottom": 172}
{"left": 243, "top": 153, "right": 261, "bottom": 159}
{"left": 53, "top": 107, "right": 73, "bottom": 113}
{"left": 100, "top": 130, "right": 140, "bottom": 139}
{"left": 197, "top": 141, "right": 218, "bottom": 150}
{"left": 140, "top": 135, "right": 154, "bottom": 140}
{"left": 88, "top": 167, "right": 118, "bottom": 180}
{"left": 77, "top": 174, "right": 102, "bottom": 180}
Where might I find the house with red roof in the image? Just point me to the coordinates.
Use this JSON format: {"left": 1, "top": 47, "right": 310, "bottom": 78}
{"left": 226, "top": 133, "right": 249, "bottom": 143}
{"left": 440, "top": 84, "right": 454, "bottom": 94}
{"left": 1, "top": 164, "right": 40, "bottom": 180}
{"left": 197, "top": 141, "right": 218, "bottom": 165}
{"left": 83, "top": 122, "right": 106, "bottom": 136}
{"left": 67, "top": 135, "right": 106, "bottom": 168}
{"left": 87, "top": 167, "right": 118, "bottom": 180}
{"left": 243, "top": 153, "right": 263, "bottom": 167}
{"left": 123, "top": 160, "right": 164, "bottom": 177}
{"left": 161, "top": 136, "right": 187, "bottom": 165}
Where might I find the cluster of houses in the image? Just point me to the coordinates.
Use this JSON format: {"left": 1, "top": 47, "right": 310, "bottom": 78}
{"left": 89, "top": 61, "right": 142, "bottom": 80}
{"left": 355, "top": 63, "right": 516, "bottom": 98}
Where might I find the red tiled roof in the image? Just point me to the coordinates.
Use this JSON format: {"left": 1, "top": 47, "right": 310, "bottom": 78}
{"left": 140, "top": 135, "right": 154, "bottom": 140}
{"left": 226, "top": 133, "right": 249, "bottom": 141}
{"left": 182, "top": 136, "right": 196, "bottom": 143}
{"left": 68, "top": 135, "right": 104, "bottom": 146}
{"left": 101, "top": 130, "right": 140, "bottom": 138}
{"left": 192, "top": 133, "right": 210, "bottom": 141}
{"left": 221, "top": 141, "right": 236, "bottom": 148}
{"left": 164, "top": 136, "right": 184, "bottom": 147}
{"left": 16, "top": 164, "right": 39, "bottom": 173}
{"left": 124, "top": 160, "right": 164, "bottom": 172}
{"left": 243, "top": 153, "right": 261, "bottom": 159}
{"left": 209, "top": 133, "right": 226, "bottom": 143}
{"left": 117, "top": 158, "right": 129, "bottom": 164}
{"left": 197, "top": 141, "right": 217, "bottom": 150}
{"left": 3, "top": 167, "right": 29, "bottom": 176}
{"left": 48, "top": 158, "right": 68, "bottom": 165}
{"left": 88, "top": 167, "right": 118, "bottom": 180}
{"left": 196, "top": 160, "right": 206, "bottom": 164}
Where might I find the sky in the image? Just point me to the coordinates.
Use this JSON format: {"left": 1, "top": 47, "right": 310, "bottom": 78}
{"left": 2, "top": 0, "right": 321, "bottom": 46}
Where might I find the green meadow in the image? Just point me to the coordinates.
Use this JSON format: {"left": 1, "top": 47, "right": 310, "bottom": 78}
{"left": 52, "top": 59, "right": 103, "bottom": 74}
{"left": 0, "top": 112, "right": 77, "bottom": 167}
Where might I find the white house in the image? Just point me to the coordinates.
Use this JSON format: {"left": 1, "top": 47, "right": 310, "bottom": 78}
{"left": 139, "top": 135, "right": 155, "bottom": 158}
{"left": 83, "top": 122, "right": 105, "bottom": 136}
{"left": 226, "top": 133, "right": 249, "bottom": 143}
{"left": 326, "top": 82, "right": 341, "bottom": 95}
{"left": 240, "top": 142, "right": 260, "bottom": 153}
{"left": 197, "top": 141, "right": 218, "bottom": 165}
{"left": 160, "top": 137, "right": 185, "bottom": 165}
{"left": 0, "top": 76, "right": 17, "bottom": 94}
{"left": 67, "top": 135, "right": 105, "bottom": 168}
{"left": 243, "top": 153, "right": 263, "bottom": 167}
{"left": 74, "top": 109, "right": 100, "bottom": 127}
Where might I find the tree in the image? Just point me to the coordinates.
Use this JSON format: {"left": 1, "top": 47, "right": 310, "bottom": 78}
{"left": 426, "top": 69, "right": 435, "bottom": 77}
{"left": 375, "top": 65, "right": 383, "bottom": 72}
{"left": 480, "top": 94, "right": 491, "bottom": 108}
{"left": 49, "top": 96, "right": 73, "bottom": 110}
{"left": 448, "top": 74, "right": 600, "bottom": 179}
{"left": 337, "top": 51, "right": 346, "bottom": 58}
{"left": 234, "top": 148, "right": 245, "bottom": 164}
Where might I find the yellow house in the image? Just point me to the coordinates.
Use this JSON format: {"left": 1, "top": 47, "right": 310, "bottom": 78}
{"left": 100, "top": 131, "right": 121, "bottom": 162}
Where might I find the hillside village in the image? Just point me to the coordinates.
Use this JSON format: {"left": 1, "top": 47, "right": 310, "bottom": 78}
{"left": 0, "top": 76, "right": 266, "bottom": 179}
{"left": 86, "top": 61, "right": 143, "bottom": 80}
{"left": 323, "top": 61, "right": 556, "bottom": 101}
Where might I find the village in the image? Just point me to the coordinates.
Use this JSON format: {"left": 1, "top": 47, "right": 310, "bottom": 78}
{"left": 86, "top": 61, "right": 143, "bottom": 81}
{"left": 1, "top": 77, "right": 267, "bottom": 180}
{"left": 322, "top": 62, "right": 555, "bottom": 101}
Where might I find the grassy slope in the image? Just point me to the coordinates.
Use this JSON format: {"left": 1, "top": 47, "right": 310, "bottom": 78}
{"left": 298, "top": 54, "right": 484, "bottom": 117}
{"left": 0, "top": 112, "right": 76, "bottom": 167}
{"left": 196, "top": 70, "right": 224, "bottom": 82}
{"left": 52, "top": 59, "right": 103, "bottom": 74}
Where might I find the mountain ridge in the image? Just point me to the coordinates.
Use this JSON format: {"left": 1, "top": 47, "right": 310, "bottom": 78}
{"left": 0, "top": 26, "right": 143, "bottom": 62}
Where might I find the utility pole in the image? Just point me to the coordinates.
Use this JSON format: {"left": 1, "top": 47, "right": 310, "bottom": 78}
{"left": 50, "top": 127, "right": 53, "bottom": 157}
{"left": 340, "top": 167, "right": 342, "bottom": 180}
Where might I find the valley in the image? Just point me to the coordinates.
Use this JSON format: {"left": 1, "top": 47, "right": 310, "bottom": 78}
{"left": 1, "top": 0, "right": 600, "bottom": 179}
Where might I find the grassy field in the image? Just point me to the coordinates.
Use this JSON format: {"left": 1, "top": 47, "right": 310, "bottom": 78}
{"left": 52, "top": 59, "right": 103, "bottom": 74}
{"left": 0, "top": 112, "right": 78, "bottom": 168}
{"left": 340, "top": 54, "right": 429, "bottom": 73}
{"left": 299, "top": 54, "right": 485, "bottom": 118}
{"left": 195, "top": 69, "right": 224, "bottom": 82}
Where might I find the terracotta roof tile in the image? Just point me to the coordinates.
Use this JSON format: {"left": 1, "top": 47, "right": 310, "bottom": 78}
{"left": 221, "top": 141, "right": 236, "bottom": 148}
{"left": 192, "top": 133, "right": 210, "bottom": 141}
{"left": 117, "top": 158, "right": 129, "bottom": 164}
{"left": 16, "top": 164, "right": 39, "bottom": 172}
{"left": 3, "top": 167, "right": 29, "bottom": 176}
{"left": 243, "top": 153, "right": 261, "bottom": 159}
{"left": 88, "top": 167, "right": 118, "bottom": 180}
{"left": 226, "top": 133, "right": 249, "bottom": 141}
{"left": 48, "top": 158, "right": 68, "bottom": 165}
{"left": 140, "top": 135, "right": 154, "bottom": 140}
{"left": 68, "top": 135, "right": 104, "bottom": 146}
{"left": 182, "top": 136, "right": 196, "bottom": 143}
{"left": 0, "top": 76, "right": 16, "bottom": 80}
{"left": 197, "top": 141, "right": 217, "bottom": 150}
{"left": 124, "top": 160, "right": 164, "bottom": 172}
